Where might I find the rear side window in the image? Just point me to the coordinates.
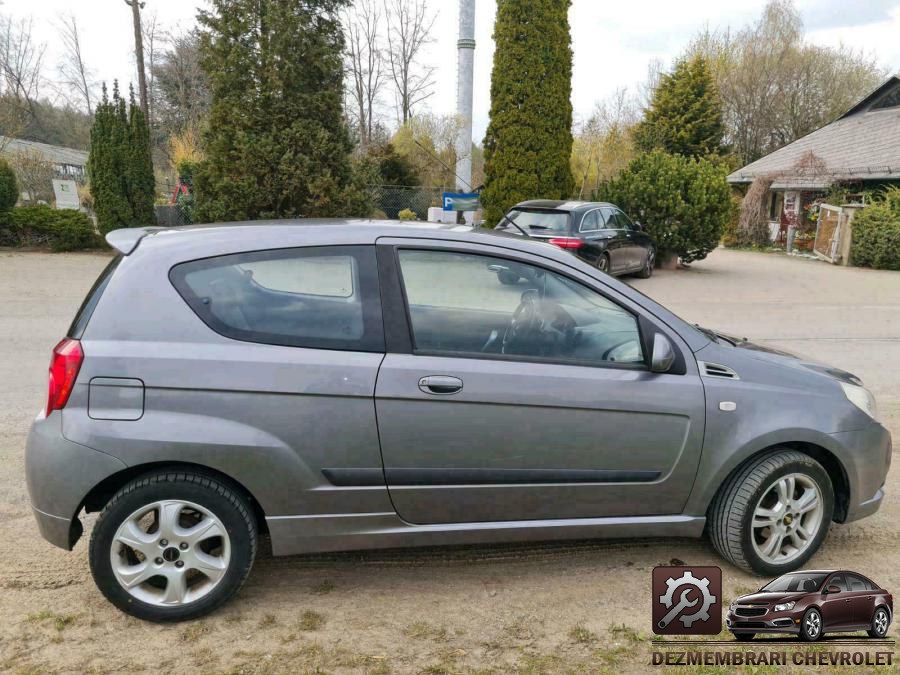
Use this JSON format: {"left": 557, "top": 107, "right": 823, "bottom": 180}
{"left": 502, "top": 209, "right": 571, "bottom": 233}
{"left": 170, "top": 245, "right": 384, "bottom": 352}
{"left": 69, "top": 255, "right": 122, "bottom": 338}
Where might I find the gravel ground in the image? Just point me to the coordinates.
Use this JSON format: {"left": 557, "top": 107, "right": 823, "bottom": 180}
{"left": 0, "top": 247, "right": 897, "bottom": 674}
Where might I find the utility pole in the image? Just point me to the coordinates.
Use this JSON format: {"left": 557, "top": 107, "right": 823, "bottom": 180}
{"left": 124, "top": 0, "right": 149, "bottom": 119}
{"left": 455, "top": 0, "right": 475, "bottom": 194}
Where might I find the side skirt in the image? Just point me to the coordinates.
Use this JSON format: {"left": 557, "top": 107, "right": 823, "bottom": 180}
{"left": 265, "top": 512, "right": 706, "bottom": 556}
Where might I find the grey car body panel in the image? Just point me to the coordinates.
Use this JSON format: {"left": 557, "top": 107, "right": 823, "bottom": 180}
{"left": 25, "top": 220, "right": 891, "bottom": 557}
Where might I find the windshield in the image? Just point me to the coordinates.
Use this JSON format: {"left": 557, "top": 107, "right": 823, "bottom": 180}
{"left": 760, "top": 573, "right": 829, "bottom": 593}
{"left": 500, "top": 209, "right": 571, "bottom": 233}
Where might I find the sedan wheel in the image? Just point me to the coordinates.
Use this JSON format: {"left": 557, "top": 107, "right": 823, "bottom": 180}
{"left": 869, "top": 608, "right": 890, "bottom": 638}
{"left": 90, "top": 472, "right": 257, "bottom": 621}
{"left": 800, "top": 608, "right": 823, "bottom": 642}
{"left": 597, "top": 253, "right": 610, "bottom": 274}
{"left": 750, "top": 473, "right": 825, "bottom": 566}
{"left": 635, "top": 247, "right": 655, "bottom": 279}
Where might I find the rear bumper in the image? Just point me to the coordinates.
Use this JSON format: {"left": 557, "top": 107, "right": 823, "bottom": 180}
{"left": 25, "top": 412, "right": 126, "bottom": 550}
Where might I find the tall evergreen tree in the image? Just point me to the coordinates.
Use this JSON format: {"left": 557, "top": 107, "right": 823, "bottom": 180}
{"left": 481, "top": 0, "right": 574, "bottom": 226}
{"left": 194, "top": 0, "right": 357, "bottom": 222}
{"left": 88, "top": 83, "right": 133, "bottom": 234}
{"left": 126, "top": 86, "right": 157, "bottom": 227}
{"left": 633, "top": 55, "right": 725, "bottom": 159}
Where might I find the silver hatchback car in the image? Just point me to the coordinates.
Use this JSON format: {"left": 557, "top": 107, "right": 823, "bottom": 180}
{"left": 26, "top": 221, "right": 891, "bottom": 621}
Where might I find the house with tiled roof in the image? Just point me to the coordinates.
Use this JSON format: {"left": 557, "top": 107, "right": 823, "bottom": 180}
{"left": 727, "top": 75, "right": 900, "bottom": 245}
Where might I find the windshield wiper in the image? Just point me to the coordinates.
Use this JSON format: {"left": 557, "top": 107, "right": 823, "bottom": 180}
{"left": 497, "top": 216, "right": 529, "bottom": 237}
{"left": 693, "top": 324, "right": 719, "bottom": 343}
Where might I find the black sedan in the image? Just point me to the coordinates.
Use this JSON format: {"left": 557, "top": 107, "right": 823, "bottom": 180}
{"left": 495, "top": 200, "right": 656, "bottom": 278}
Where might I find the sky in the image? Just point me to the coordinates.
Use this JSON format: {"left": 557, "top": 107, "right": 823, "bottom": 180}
{"left": 7, "top": 0, "right": 900, "bottom": 142}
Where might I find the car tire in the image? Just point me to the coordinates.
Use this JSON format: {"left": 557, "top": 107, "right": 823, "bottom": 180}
{"left": 708, "top": 449, "right": 834, "bottom": 576}
{"left": 634, "top": 247, "right": 655, "bottom": 279}
{"left": 799, "top": 608, "right": 823, "bottom": 642}
{"left": 868, "top": 607, "right": 890, "bottom": 638}
{"left": 597, "top": 253, "right": 611, "bottom": 274}
{"left": 498, "top": 270, "right": 520, "bottom": 285}
{"left": 735, "top": 633, "right": 755, "bottom": 641}
{"left": 89, "top": 471, "right": 257, "bottom": 622}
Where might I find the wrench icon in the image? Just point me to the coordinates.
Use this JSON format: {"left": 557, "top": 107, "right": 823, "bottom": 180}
{"left": 657, "top": 588, "right": 698, "bottom": 629}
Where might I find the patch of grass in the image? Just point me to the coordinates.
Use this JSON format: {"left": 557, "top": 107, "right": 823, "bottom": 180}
{"left": 312, "top": 579, "right": 336, "bottom": 594}
{"left": 608, "top": 622, "right": 644, "bottom": 643}
{"left": 180, "top": 623, "right": 209, "bottom": 642}
{"left": 568, "top": 624, "right": 598, "bottom": 644}
{"left": 258, "top": 614, "right": 277, "bottom": 628}
{"left": 297, "top": 609, "right": 325, "bottom": 631}
{"left": 25, "top": 610, "right": 76, "bottom": 631}
{"left": 403, "top": 620, "right": 449, "bottom": 642}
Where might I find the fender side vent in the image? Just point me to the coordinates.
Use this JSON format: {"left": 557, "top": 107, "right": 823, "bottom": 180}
{"left": 699, "top": 361, "right": 740, "bottom": 380}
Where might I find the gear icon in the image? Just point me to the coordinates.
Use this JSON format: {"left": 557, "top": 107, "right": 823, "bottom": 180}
{"left": 659, "top": 570, "right": 717, "bottom": 628}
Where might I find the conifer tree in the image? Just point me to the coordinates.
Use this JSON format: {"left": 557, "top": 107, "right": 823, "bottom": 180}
{"left": 634, "top": 55, "right": 725, "bottom": 159}
{"left": 482, "top": 0, "right": 575, "bottom": 226}
{"left": 193, "top": 0, "right": 357, "bottom": 222}
{"left": 88, "top": 83, "right": 133, "bottom": 234}
{"left": 126, "top": 86, "right": 157, "bottom": 227}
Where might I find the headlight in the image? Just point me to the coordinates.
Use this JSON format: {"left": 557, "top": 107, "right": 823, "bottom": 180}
{"left": 840, "top": 382, "right": 878, "bottom": 421}
{"left": 774, "top": 601, "right": 796, "bottom": 612}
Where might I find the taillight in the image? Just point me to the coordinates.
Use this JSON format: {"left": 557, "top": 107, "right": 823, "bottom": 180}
{"left": 548, "top": 237, "right": 584, "bottom": 249}
{"left": 47, "top": 338, "right": 83, "bottom": 414}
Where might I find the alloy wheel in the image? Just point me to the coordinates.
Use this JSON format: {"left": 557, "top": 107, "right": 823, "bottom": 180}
{"left": 875, "top": 609, "right": 889, "bottom": 636}
{"left": 806, "top": 611, "right": 821, "bottom": 638}
{"left": 751, "top": 473, "right": 824, "bottom": 565}
{"left": 645, "top": 248, "right": 655, "bottom": 273}
{"left": 598, "top": 255, "right": 609, "bottom": 273}
{"left": 109, "top": 499, "right": 231, "bottom": 607}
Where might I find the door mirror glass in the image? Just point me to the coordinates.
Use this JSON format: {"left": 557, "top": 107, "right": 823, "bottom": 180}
{"left": 826, "top": 585, "right": 842, "bottom": 594}
{"left": 634, "top": 220, "right": 643, "bottom": 231}
{"left": 650, "top": 333, "right": 676, "bottom": 373}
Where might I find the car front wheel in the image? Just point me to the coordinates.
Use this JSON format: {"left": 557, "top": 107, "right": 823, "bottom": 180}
{"left": 800, "top": 608, "right": 823, "bottom": 641}
{"left": 89, "top": 471, "right": 257, "bottom": 622}
{"left": 635, "top": 247, "right": 655, "bottom": 278}
{"left": 708, "top": 449, "right": 833, "bottom": 576}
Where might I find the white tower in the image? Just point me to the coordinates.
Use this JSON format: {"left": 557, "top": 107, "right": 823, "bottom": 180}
{"left": 455, "top": 0, "right": 476, "bottom": 193}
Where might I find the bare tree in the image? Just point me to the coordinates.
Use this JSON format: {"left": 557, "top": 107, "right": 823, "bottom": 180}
{"left": 56, "top": 14, "right": 94, "bottom": 114}
{"left": 124, "top": 0, "right": 149, "bottom": 119}
{"left": 383, "top": 0, "right": 436, "bottom": 126}
{"left": 152, "top": 29, "right": 209, "bottom": 136}
{"left": 344, "top": 0, "right": 385, "bottom": 149}
{"left": 0, "top": 14, "right": 45, "bottom": 133}
{"left": 142, "top": 9, "right": 162, "bottom": 128}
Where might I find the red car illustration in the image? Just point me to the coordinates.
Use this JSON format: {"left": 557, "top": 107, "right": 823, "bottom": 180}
{"left": 726, "top": 570, "right": 892, "bottom": 641}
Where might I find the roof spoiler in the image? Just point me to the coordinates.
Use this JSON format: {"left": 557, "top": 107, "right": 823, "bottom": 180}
{"left": 105, "top": 227, "right": 166, "bottom": 255}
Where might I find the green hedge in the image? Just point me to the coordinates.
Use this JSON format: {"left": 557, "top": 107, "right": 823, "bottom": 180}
{"left": 0, "top": 205, "right": 104, "bottom": 252}
{"left": 851, "top": 190, "right": 900, "bottom": 271}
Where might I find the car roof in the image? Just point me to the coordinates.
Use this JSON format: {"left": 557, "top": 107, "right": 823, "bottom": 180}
{"left": 511, "top": 200, "right": 614, "bottom": 213}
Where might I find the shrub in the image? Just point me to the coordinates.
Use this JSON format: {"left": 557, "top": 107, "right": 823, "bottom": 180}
{"left": 397, "top": 208, "right": 417, "bottom": 221}
{"left": 0, "top": 205, "right": 103, "bottom": 252}
{"left": 0, "top": 159, "right": 18, "bottom": 211}
{"left": 850, "top": 189, "right": 900, "bottom": 270}
{"left": 597, "top": 150, "right": 735, "bottom": 263}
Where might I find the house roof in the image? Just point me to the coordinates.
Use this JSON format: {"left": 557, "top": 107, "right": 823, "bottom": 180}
{"left": 727, "top": 75, "right": 900, "bottom": 186}
{"left": 0, "top": 136, "right": 89, "bottom": 168}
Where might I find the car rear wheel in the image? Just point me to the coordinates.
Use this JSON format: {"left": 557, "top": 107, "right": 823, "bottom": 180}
{"left": 868, "top": 607, "right": 890, "bottom": 638}
{"left": 708, "top": 449, "right": 833, "bottom": 576}
{"left": 799, "top": 608, "right": 823, "bottom": 641}
{"left": 597, "top": 253, "right": 610, "bottom": 274}
{"left": 634, "top": 247, "right": 655, "bottom": 278}
{"left": 89, "top": 471, "right": 257, "bottom": 622}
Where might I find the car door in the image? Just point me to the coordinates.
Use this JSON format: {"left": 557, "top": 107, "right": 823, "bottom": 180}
{"left": 845, "top": 574, "right": 877, "bottom": 626}
{"left": 373, "top": 240, "right": 706, "bottom": 525}
{"left": 599, "top": 206, "right": 629, "bottom": 272}
{"left": 576, "top": 208, "right": 609, "bottom": 267}
{"left": 616, "top": 209, "right": 651, "bottom": 270}
{"left": 820, "top": 574, "right": 854, "bottom": 629}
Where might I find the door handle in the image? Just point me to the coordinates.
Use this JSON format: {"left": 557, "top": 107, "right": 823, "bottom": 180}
{"left": 845, "top": 599, "right": 852, "bottom": 603}
{"left": 418, "top": 376, "right": 463, "bottom": 395}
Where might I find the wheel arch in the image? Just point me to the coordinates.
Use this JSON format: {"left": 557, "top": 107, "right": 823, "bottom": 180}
{"left": 79, "top": 461, "right": 269, "bottom": 536}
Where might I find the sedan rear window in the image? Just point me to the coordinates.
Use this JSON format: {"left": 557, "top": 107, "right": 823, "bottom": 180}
{"left": 500, "top": 209, "right": 571, "bottom": 233}
{"left": 170, "top": 245, "right": 384, "bottom": 352}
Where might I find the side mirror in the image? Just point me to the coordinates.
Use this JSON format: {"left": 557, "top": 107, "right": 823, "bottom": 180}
{"left": 634, "top": 221, "right": 643, "bottom": 231}
{"left": 650, "top": 333, "right": 676, "bottom": 373}
{"left": 825, "top": 585, "right": 841, "bottom": 594}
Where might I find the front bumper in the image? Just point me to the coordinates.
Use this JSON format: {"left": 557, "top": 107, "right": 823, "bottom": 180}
{"left": 726, "top": 610, "right": 800, "bottom": 634}
{"left": 25, "top": 412, "right": 126, "bottom": 549}
{"left": 833, "top": 423, "right": 892, "bottom": 523}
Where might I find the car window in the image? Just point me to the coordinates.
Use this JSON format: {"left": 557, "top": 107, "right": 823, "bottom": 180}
{"left": 502, "top": 209, "right": 571, "bottom": 233}
{"left": 600, "top": 207, "right": 619, "bottom": 229}
{"left": 579, "top": 209, "right": 604, "bottom": 232}
{"left": 760, "top": 572, "right": 828, "bottom": 593}
{"left": 828, "top": 574, "right": 848, "bottom": 591}
{"left": 397, "top": 249, "right": 644, "bottom": 366}
{"left": 170, "top": 245, "right": 384, "bottom": 352}
{"left": 617, "top": 209, "right": 637, "bottom": 231}
{"left": 845, "top": 574, "right": 870, "bottom": 592}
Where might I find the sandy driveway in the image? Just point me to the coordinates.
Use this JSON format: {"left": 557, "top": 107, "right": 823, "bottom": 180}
{"left": 0, "top": 247, "right": 898, "bottom": 673}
